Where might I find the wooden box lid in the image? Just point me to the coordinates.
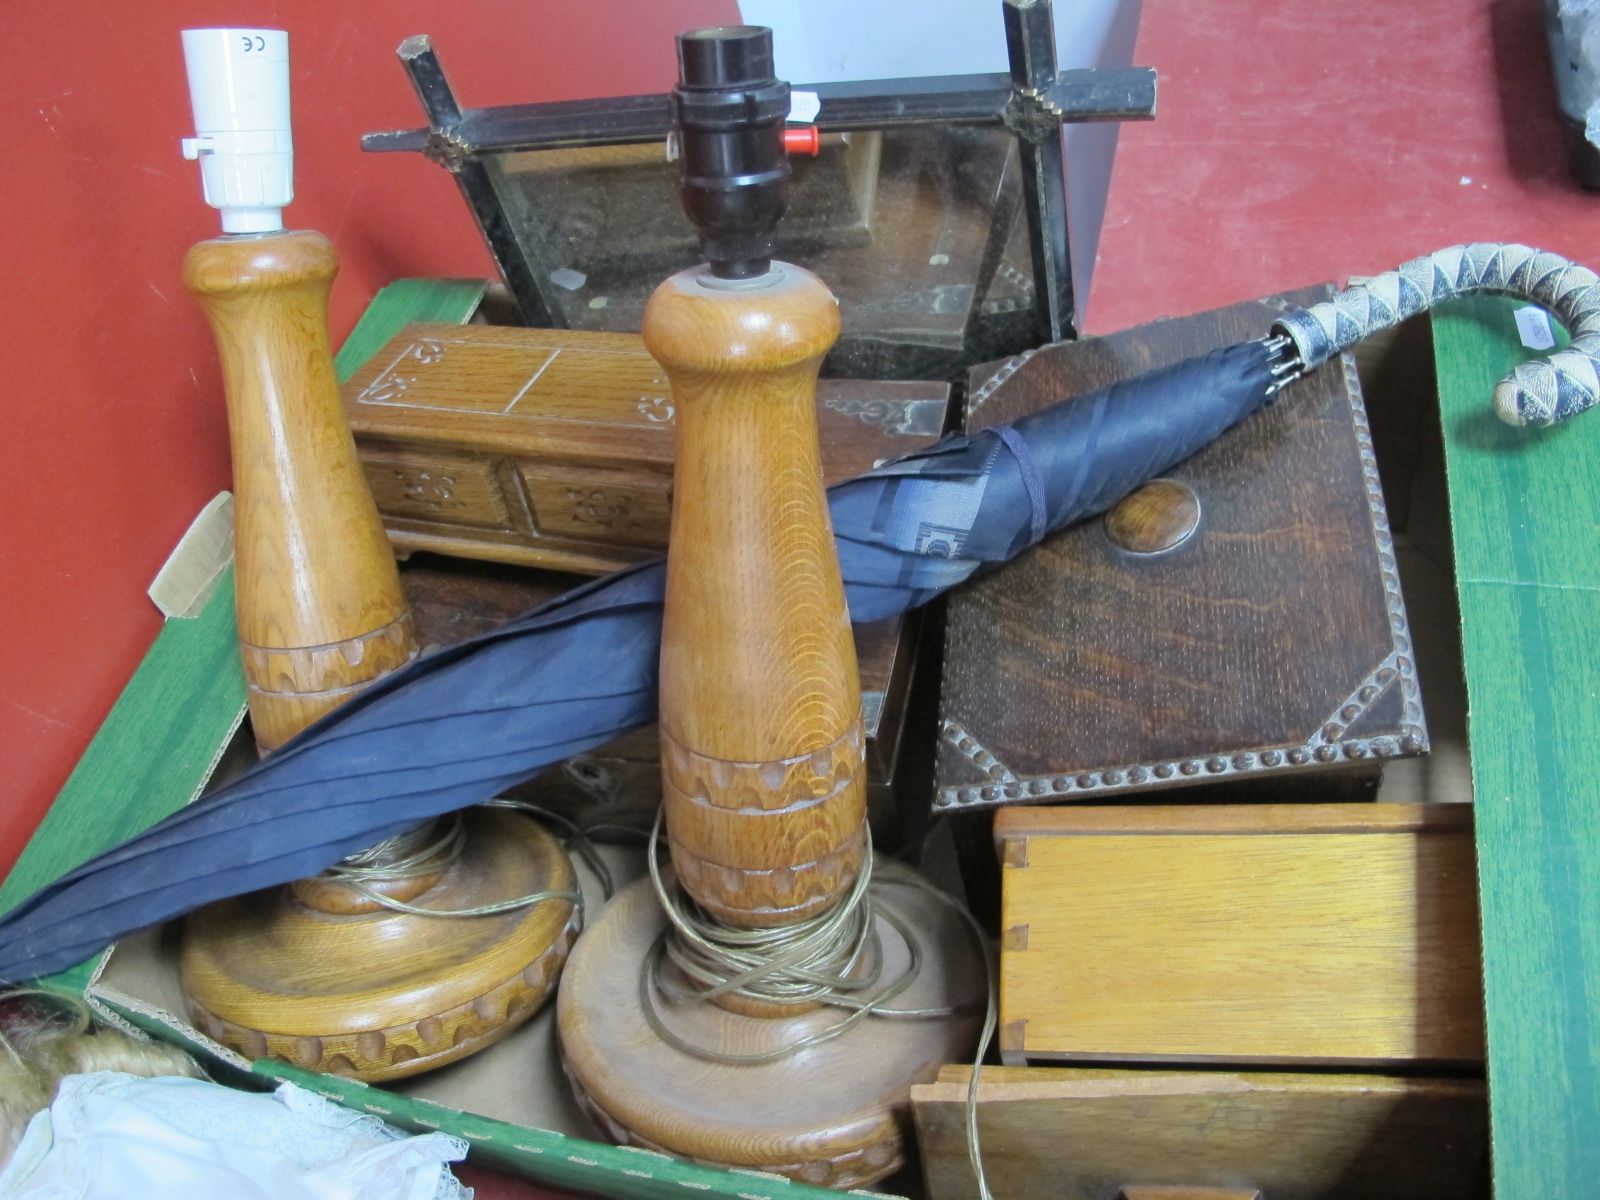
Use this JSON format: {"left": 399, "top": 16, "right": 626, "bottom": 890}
{"left": 994, "top": 803, "right": 1484, "bottom": 1068}
{"left": 342, "top": 322, "right": 949, "bottom": 472}
{"left": 935, "top": 290, "right": 1426, "bottom": 810}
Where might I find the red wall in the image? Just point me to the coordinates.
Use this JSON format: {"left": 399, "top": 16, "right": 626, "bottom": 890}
{"left": 0, "top": 1, "right": 733, "bottom": 873}
{"left": 1087, "top": 0, "right": 1593, "bottom": 334}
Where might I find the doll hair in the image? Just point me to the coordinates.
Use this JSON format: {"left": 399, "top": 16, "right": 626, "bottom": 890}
{"left": 0, "top": 989, "right": 204, "bottom": 1144}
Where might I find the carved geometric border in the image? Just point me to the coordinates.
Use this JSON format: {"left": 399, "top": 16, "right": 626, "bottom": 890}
{"left": 186, "top": 908, "right": 581, "bottom": 1082}
{"left": 937, "top": 345, "right": 1427, "bottom": 811}
{"left": 562, "top": 1053, "right": 906, "bottom": 1191}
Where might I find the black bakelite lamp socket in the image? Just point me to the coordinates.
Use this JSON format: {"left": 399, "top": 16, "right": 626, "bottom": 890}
{"left": 671, "top": 25, "right": 791, "bottom": 280}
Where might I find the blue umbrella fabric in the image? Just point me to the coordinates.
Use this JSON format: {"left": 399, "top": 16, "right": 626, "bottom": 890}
{"left": 3, "top": 241, "right": 1597, "bottom": 983}
{"left": 0, "top": 342, "right": 1276, "bottom": 983}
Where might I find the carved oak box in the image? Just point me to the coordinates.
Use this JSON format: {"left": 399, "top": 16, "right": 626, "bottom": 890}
{"left": 935, "top": 289, "right": 1426, "bottom": 810}
{"left": 342, "top": 322, "right": 951, "bottom": 576}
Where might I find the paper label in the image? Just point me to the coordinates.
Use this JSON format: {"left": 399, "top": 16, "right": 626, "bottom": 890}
{"left": 788, "top": 90, "right": 821, "bottom": 123}
{"left": 1514, "top": 305, "right": 1556, "bottom": 351}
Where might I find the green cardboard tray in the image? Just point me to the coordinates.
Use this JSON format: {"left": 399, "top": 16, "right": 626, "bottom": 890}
{"left": 1, "top": 278, "right": 885, "bottom": 1200}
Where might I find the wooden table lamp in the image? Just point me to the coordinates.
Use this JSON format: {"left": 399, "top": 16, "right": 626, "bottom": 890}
{"left": 558, "top": 26, "right": 984, "bottom": 1188}
{"left": 172, "top": 27, "right": 577, "bottom": 1082}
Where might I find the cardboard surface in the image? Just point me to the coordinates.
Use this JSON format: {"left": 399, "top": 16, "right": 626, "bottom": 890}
{"left": 86, "top": 836, "right": 892, "bottom": 1200}
{"left": 95, "top": 841, "right": 640, "bottom": 1140}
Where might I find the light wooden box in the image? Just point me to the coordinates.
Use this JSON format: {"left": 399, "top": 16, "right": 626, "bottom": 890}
{"left": 994, "top": 802, "right": 1484, "bottom": 1068}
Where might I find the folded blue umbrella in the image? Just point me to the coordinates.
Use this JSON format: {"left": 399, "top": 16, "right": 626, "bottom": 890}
{"left": 2, "top": 242, "right": 1594, "bottom": 982}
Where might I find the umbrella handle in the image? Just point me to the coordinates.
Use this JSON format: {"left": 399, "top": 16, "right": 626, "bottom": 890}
{"left": 1272, "top": 243, "right": 1600, "bottom": 427}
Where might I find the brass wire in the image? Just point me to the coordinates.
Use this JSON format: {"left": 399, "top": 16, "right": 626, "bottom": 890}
{"left": 640, "top": 810, "right": 997, "bottom": 1200}
{"left": 318, "top": 800, "right": 601, "bottom": 919}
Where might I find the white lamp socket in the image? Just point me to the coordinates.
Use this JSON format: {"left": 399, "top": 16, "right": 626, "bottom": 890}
{"left": 180, "top": 28, "right": 293, "bottom": 234}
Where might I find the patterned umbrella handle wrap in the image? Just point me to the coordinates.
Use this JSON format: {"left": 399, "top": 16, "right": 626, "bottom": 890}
{"left": 1274, "top": 243, "right": 1600, "bottom": 427}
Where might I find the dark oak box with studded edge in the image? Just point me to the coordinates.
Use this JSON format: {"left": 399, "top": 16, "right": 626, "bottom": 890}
{"left": 934, "top": 289, "right": 1426, "bottom": 811}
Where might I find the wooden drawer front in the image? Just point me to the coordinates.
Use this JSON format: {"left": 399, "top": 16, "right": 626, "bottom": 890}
{"left": 997, "top": 804, "right": 1484, "bottom": 1068}
{"left": 362, "top": 448, "right": 512, "bottom": 530}
{"left": 912, "top": 1065, "right": 1487, "bottom": 1200}
{"left": 518, "top": 463, "right": 671, "bottom": 549}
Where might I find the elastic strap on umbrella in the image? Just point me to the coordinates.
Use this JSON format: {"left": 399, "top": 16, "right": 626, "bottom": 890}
{"left": 1271, "top": 243, "right": 1600, "bottom": 427}
{"left": 993, "top": 424, "right": 1049, "bottom": 545}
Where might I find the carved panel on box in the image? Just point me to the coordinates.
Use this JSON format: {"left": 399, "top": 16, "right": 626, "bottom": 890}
{"left": 354, "top": 327, "right": 672, "bottom": 425}
{"left": 936, "top": 289, "right": 1425, "bottom": 809}
{"left": 518, "top": 464, "right": 671, "bottom": 548}
{"left": 356, "top": 335, "right": 551, "bottom": 415}
{"left": 344, "top": 323, "right": 952, "bottom": 575}
{"left": 361, "top": 447, "right": 513, "bottom": 529}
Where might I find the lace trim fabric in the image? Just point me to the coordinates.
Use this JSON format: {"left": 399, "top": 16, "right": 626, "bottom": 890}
{"left": 0, "top": 1072, "right": 469, "bottom": 1200}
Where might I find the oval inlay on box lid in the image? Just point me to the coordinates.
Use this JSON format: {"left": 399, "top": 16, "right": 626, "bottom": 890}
{"left": 1105, "top": 478, "right": 1201, "bottom": 554}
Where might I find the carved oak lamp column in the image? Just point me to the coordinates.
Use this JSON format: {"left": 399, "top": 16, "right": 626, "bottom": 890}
{"left": 173, "top": 27, "right": 577, "bottom": 1082}
{"left": 558, "top": 27, "right": 984, "bottom": 1188}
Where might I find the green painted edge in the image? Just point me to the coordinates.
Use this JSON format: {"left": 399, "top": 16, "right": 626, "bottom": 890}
{"left": 1433, "top": 296, "right": 1600, "bottom": 1199}
{"left": 2, "top": 276, "right": 908, "bottom": 1199}
{"left": 333, "top": 277, "right": 488, "bottom": 381}
{"left": 0, "top": 568, "right": 247, "bottom": 994}
{"left": 90, "top": 993, "right": 267, "bottom": 1095}
{"left": 257, "top": 1062, "right": 889, "bottom": 1200}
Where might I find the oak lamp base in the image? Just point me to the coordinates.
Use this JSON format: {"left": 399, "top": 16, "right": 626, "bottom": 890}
{"left": 557, "top": 861, "right": 986, "bottom": 1190}
{"left": 181, "top": 809, "right": 578, "bottom": 1082}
